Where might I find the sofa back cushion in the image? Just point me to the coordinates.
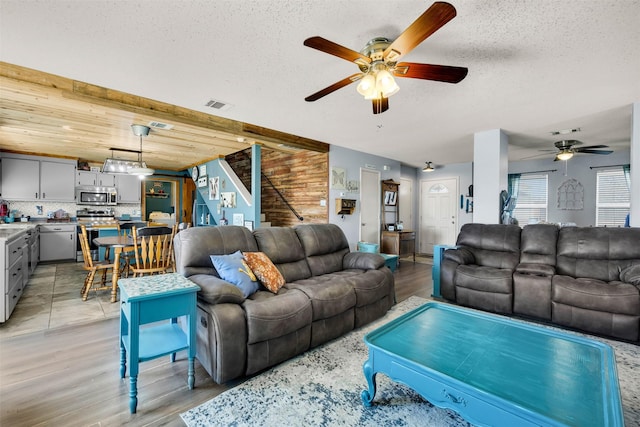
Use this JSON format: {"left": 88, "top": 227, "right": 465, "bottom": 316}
{"left": 456, "top": 223, "right": 521, "bottom": 270}
{"left": 253, "top": 227, "right": 312, "bottom": 282}
{"left": 520, "top": 223, "right": 559, "bottom": 265}
{"left": 556, "top": 226, "right": 640, "bottom": 281}
{"left": 173, "top": 225, "right": 258, "bottom": 278}
{"left": 295, "top": 224, "right": 350, "bottom": 276}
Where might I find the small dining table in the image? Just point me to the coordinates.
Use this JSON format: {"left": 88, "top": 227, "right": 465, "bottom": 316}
{"left": 93, "top": 235, "right": 135, "bottom": 303}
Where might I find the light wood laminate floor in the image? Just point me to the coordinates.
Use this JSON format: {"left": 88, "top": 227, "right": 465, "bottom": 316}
{"left": 0, "top": 259, "right": 433, "bottom": 426}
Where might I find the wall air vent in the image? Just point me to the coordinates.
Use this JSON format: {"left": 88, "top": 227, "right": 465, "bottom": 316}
{"left": 148, "top": 121, "right": 174, "bottom": 130}
{"left": 205, "top": 99, "right": 232, "bottom": 111}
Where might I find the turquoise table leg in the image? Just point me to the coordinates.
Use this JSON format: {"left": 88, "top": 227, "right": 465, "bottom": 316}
{"left": 432, "top": 245, "right": 456, "bottom": 298}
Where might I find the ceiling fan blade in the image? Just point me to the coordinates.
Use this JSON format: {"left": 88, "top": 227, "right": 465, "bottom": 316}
{"left": 383, "top": 2, "right": 457, "bottom": 62}
{"left": 304, "top": 36, "right": 371, "bottom": 66}
{"left": 574, "top": 145, "right": 609, "bottom": 151}
{"left": 372, "top": 97, "right": 389, "bottom": 114}
{"left": 575, "top": 149, "right": 613, "bottom": 155}
{"left": 305, "top": 73, "right": 363, "bottom": 102}
{"left": 393, "top": 62, "right": 468, "bottom": 83}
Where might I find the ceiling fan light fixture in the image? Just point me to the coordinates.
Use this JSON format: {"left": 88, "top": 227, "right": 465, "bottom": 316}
{"left": 422, "top": 161, "right": 435, "bottom": 172}
{"left": 556, "top": 150, "right": 574, "bottom": 161}
{"left": 356, "top": 73, "right": 376, "bottom": 98}
{"left": 375, "top": 69, "right": 399, "bottom": 98}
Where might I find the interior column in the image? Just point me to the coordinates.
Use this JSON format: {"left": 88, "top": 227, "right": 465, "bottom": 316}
{"left": 630, "top": 102, "right": 639, "bottom": 226}
{"left": 473, "top": 129, "right": 509, "bottom": 224}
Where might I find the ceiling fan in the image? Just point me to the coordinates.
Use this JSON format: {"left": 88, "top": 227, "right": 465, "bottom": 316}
{"left": 303, "top": 1, "right": 468, "bottom": 114}
{"left": 552, "top": 140, "right": 613, "bottom": 161}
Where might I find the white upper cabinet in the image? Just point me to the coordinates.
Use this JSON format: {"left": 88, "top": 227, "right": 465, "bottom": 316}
{"left": 1, "top": 155, "right": 75, "bottom": 202}
{"left": 116, "top": 174, "right": 141, "bottom": 203}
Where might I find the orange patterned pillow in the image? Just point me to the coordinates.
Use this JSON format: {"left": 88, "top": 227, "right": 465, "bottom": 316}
{"left": 242, "top": 252, "right": 285, "bottom": 293}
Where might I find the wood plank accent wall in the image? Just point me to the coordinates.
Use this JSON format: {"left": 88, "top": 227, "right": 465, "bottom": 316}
{"left": 226, "top": 148, "right": 329, "bottom": 226}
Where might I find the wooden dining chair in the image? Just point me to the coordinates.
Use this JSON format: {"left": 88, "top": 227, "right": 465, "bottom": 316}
{"left": 78, "top": 224, "right": 114, "bottom": 301}
{"left": 130, "top": 226, "right": 175, "bottom": 276}
{"left": 118, "top": 221, "right": 148, "bottom": 277}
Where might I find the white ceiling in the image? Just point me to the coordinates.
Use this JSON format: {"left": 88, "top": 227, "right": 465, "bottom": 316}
{"left": 1, "top": 0, "right": 639, "bottom": 168}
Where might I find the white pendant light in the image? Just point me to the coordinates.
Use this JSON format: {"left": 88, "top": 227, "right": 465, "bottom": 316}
{"left": 129, "top": 124, "right": 154, "bottom": 178}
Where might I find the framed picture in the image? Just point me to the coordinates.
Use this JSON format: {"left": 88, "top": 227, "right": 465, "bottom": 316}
{"left": 331, "top": 166, "right": 346, "bottom": 190}
{"left": 233, "top": 213, "right": 244, "bottom": 226}
{"left": 199, "top": 164, "right": 207, "bottom": 176}
{"left": 197, "top": 175, "right": 208, "bottom": 187}
{"left": 384, "top": 190, "right": 397, "bottom": 206}
{"left": 221, "top": 191, "right": 236, "bottom": 208}
{"left": 243, "top": 220, "right": 254, "bottom": 231}
{"left": 209, "top": 176, "right": 219, "bottom": 200}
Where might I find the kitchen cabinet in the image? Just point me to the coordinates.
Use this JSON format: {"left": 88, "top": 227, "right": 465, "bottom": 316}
{"left": 40, "top": 224, "right": 76, "bottom": 262}
{"left": 116, "top": 174, "right": 142, "bottom": 203}
{"left": 41, "top": 160, "right": 75, "bottom": 201}
{"left": 1, "top": 230, "right": 27, "bottom": 322}
{"left": 0, "top": 155, "right": 75, "bottom": 202}
{"left": 0, "top": 158, "right": 39, "bottom": 200}
{"left": 77, "top": 171, "right": 117, "bottom": 187}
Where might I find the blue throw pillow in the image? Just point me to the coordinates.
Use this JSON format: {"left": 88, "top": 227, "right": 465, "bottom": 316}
{"left": 210, "top": 251, "right": 259, "bottom": 297}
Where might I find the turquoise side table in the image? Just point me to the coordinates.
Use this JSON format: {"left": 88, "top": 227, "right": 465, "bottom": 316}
{"left": 118, "top": 273, "right": 200, "bottom": 413}
{"left": 380, "top": 253, "right": 399, "bottom": 272}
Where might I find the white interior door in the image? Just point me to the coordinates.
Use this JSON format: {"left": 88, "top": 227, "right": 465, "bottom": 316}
{"left": 359, "top": 168, "right": 380, "bottom": 245}
{"left": 420, "top": 177, "right": 458, "bottom": 254}
{"left": 399, "top": 177, "right": 413, "bottom": 230}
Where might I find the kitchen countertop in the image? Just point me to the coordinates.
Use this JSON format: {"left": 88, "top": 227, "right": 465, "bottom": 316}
{"left": 0, "top": 227, "right": 27, "bottom": 243}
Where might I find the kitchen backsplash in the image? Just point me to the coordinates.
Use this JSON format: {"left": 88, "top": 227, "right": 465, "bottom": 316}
{"left": 7, "top": 201, "right": 141, "bottom": 220}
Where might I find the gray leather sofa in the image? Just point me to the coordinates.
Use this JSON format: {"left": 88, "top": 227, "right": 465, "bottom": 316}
{"left": 440, "top": 223, "right": 640, "bottom": 342}
{"left": 174, "top": 223, "right": 395, "bottom": 383}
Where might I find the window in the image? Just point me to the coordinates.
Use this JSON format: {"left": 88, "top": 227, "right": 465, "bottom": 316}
{"left": 596, "top": 169, "right": 630, "bottom": 227}
{"left": 512, "top": 174, "right": 548, "bottom": 224}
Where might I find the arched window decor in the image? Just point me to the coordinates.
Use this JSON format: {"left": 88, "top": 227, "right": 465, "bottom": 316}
{"left": 557, "top": 178, "right": 584, "bottom": 210}
{"left": 429, "top": 183, "right": 449, "bottom": 193}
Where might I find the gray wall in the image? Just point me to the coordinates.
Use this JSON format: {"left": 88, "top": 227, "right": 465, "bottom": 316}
{"left": 328, "top": 144, "right": 631, "bottom": 251}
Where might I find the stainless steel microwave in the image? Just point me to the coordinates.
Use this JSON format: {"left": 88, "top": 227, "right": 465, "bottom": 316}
{"left": 75, "top": 186, "right": 118, "bottom": 206}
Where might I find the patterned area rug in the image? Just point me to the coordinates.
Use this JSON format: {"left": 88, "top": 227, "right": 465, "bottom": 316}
{"left": 181, "top": 296, "right": 640, "bottom": 427}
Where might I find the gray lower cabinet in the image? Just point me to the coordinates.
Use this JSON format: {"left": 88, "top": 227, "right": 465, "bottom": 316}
{"left": 1, "top": 231, "right": 27, "bottom": 322}
{"left": 40, "top": 224, "right": 77, "bottom": 261}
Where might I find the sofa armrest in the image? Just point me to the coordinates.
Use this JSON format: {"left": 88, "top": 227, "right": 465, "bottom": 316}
{"left": 516, "top": 263, "right": 556, "bottom": 277}
{"left": 442, "top": 247, "right": 475, "bottom": 265}
{"left": 620, "top": 264, "right": 640, "bottom": 286}
{"left": 343, "top": 252, "right": 385, "bottom": 270}
{"left": 188, "top": 273, "right": 245, "bottom": 305}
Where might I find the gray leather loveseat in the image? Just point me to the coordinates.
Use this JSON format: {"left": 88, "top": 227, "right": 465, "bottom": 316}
{"left": 174, "top": 223, "right": 395, "bottom": 383}
{"left": 440, "top": 223, "right": 640, "bottom": 342}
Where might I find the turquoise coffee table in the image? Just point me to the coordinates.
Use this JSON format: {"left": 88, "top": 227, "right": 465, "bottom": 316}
{"left": 362, "top": 302, "right": 624, "bottom": 427}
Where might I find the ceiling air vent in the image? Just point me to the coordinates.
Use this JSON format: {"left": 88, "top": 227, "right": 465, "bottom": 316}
{"left": 148, "top": 121, "right": 174, "bottom": 130}
{"left": 205, "top": 99, "right": 232, "bottom": 111}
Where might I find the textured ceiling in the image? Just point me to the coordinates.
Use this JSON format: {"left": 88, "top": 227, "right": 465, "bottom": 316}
{"left": 1, "top": 0, "right": 639, "bottom": 168}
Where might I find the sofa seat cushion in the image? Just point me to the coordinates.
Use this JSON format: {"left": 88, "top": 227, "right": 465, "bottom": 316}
{"left": 286, "top": 276, "right": 356, "bottom": 320}
{"left": 242, "top": 288, "right": 312, "bottom": 344}
{"left": 552, "top": 275, "right": 640, "bottom": 315}
{"left": 341, "top": 269, "right": 392, "bottom": 307}
{"left": 456, "top": 265, "right": 513, "bottom": 293}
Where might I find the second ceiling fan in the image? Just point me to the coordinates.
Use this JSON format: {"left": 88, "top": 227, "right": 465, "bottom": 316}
{"left": 303, "top": 1, "right": 468, "bottom": 114}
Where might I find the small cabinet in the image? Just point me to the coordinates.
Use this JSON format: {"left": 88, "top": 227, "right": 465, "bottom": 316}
{"left": 77, "top": 171, "right": 117, "bottom": 187}
{"left": 335, "top": 198, "right": 356, "bottom": 215}
{"left": 381, "top": 230, "right": 416, "bottom": 261}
